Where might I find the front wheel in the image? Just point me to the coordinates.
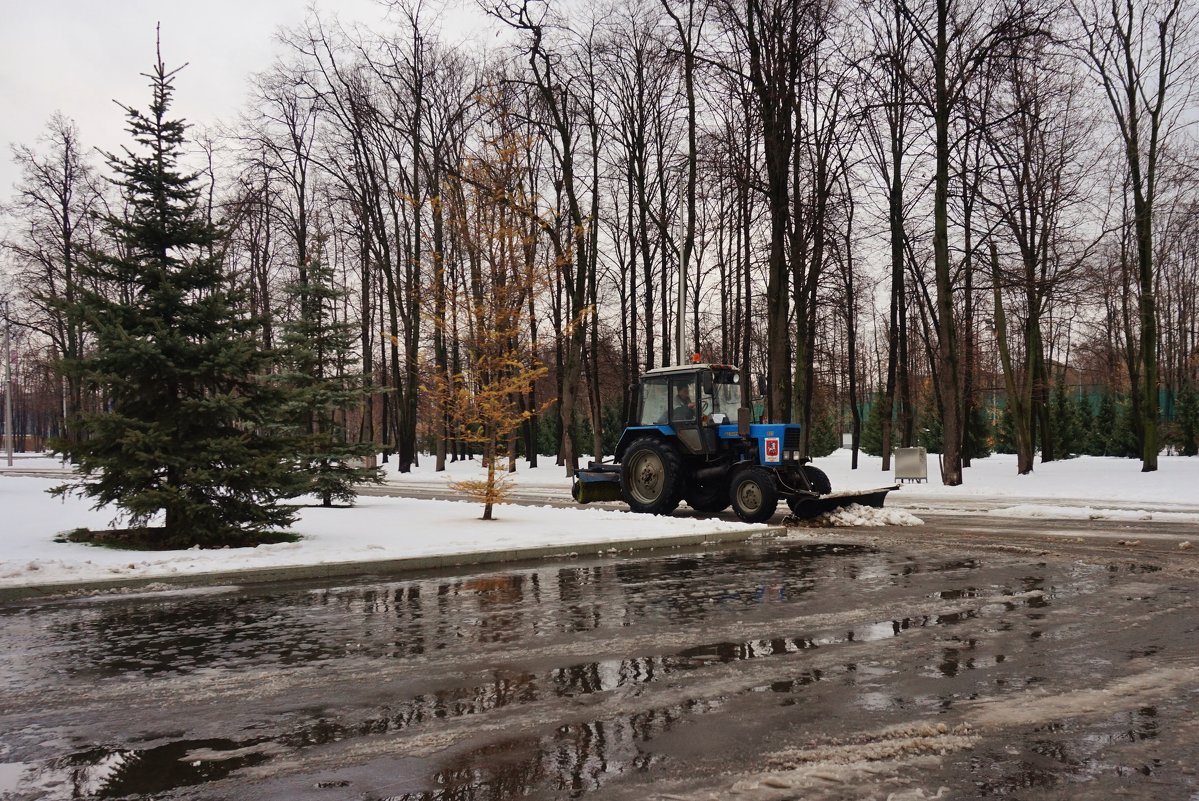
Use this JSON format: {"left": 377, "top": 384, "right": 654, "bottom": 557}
{"left": 620, "top": 437, "right": 683, "bottom": 515}
{"left": 729, "top": 468, "right": 779, "bottom": 523}
{"left": 786, "top": 465, "right": 832, "bottom": 515}
{"left": 802, "top": 465, "right": 832, "bottom": 494}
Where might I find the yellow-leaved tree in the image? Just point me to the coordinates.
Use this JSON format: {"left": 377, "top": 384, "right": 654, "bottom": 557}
{"left": 430, "top": 89, "right": 549, "bottom": 520}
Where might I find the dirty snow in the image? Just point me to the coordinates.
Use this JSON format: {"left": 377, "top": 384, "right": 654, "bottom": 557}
{"left": 786, "top": 504, "right": 924, "bottom": 528}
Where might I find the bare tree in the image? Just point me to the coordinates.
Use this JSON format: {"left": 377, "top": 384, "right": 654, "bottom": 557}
{"left": 1073, "top": 0, "right": 1197, "bottom": 472}
{"left": 982, "top": 26, "right": 1096, "bottom": 473}
{"left": 859, "top": 0, "right": 925, "bottom": 470}
{"left": 898, "top": 0, "right": 1042, "bottom": 484}
{"left": 4, "top": 114, "right": 103, "bottom": 442}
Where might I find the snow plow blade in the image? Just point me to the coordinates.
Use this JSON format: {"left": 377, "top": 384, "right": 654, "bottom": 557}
{"left": 787, "top": 486, "right": 900, "bottom": 520}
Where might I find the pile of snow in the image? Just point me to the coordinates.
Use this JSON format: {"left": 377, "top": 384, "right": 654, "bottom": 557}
{"left": 787, "top": 504, "right": 924, "bottom": 528}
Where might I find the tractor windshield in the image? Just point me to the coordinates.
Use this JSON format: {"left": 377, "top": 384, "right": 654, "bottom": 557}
{"left": 638, "top": 378, "right": 671, "bottom": 425}
{"left": 710, "top": 370, "right": 743, "bottom": 415}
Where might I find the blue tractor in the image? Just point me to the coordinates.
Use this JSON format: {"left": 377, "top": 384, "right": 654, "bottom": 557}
{"left": 572, "top": 363, "right": 896, "bottom": 523}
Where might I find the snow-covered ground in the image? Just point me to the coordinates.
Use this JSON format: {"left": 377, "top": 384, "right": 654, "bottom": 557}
{"left": 376, "top": 449, "right": 1199, "bottom": 522}
{"left": 0, "top": 472, "right": 770, "bottom": 590}
{"left": 1, "top": 448, "right": 1196, "bottom": 592}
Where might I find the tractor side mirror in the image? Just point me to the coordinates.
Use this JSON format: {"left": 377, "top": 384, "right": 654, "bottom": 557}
{"left": 737, "top": 406, "right": 750, "bottom": 438}
{"left": 701, "top": 372, "right": 714, "bottom": 396}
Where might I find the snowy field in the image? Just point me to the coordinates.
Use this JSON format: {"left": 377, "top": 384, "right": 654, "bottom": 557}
{"left": 0, "top": 448, "right": 1196, "bottom": 591}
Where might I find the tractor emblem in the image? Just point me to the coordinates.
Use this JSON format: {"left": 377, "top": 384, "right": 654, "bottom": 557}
{"left": 764, "top": 437, "right": 780, "bottom": 463}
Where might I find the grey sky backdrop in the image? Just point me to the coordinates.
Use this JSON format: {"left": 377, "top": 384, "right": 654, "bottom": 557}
{"left": 0, "top": 0, "right": 486, "bottom": 197}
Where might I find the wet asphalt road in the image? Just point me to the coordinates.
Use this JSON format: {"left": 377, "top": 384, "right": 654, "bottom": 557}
{"left": 2, "top": 521, "right": 1199, "bottom": 801}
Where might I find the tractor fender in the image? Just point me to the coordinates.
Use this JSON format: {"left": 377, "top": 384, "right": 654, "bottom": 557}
{"left": 614, "top": 425, "right": 675, "bottom": 463}
{"left": 729, "top": 460, "right": 777, "bottom": 487}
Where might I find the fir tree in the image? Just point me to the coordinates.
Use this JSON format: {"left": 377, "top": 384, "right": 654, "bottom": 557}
{"left": 917, "top": 405, "right": 943, "bottom": 453}
{"left": 1075, "top": 392, "right": 1095, "bottom": 454}
{"left": 808, "top": 413, "right": 840, "bottom": 458}
{"left": 53, "top": 49, "right": 304, "bottom": 546}
{"left": 1049, "top": 383, "right": 1080, "bottom": 458}
{"left": 994, "top": 405, "right": 1017, "bottom": 454}
{"left": 963, "top": 404, "right": 993, "bottom": 461}
{"left": 1113, "top": 397, "right": 1141, "bottom": 458}
{"left": 277, "top": 240, "right": 383, "bottom": 506}
{"left": 860, "top": 398, "right": 886, "bottom": 457}
{"left": 1176, "top": 387, "right": 1199, "bottom": 457}
{"left": 1091, "top": 393, "right": 1119, "bottom": 455}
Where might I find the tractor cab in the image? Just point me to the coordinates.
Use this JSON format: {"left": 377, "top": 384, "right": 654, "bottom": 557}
{"left": 622, "top": 363, "right": 744, "bottom": 458}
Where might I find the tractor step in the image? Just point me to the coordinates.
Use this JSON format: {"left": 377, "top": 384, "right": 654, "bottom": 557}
{"left": 786, "top": 485, "right": 900, "bottom": 520}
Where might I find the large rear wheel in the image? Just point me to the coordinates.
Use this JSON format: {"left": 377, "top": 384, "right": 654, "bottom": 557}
{"left": 729, "top": 468, "right": 779, "bottom": 523}
{"left": 620, "top": 437, "right": 683, "bottom": 515}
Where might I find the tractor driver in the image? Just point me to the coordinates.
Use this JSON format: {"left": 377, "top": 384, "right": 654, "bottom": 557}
{"left": 673, "top": 384, "right": 695, "bottom": 420}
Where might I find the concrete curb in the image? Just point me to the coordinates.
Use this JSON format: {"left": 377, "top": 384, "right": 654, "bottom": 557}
{"left": 0, "top": 525, "right": 789, "bottom": 603}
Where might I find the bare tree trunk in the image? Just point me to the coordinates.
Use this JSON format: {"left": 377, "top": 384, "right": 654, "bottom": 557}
{"left": 931, "top": 2, "right": 963, "bottom": 485}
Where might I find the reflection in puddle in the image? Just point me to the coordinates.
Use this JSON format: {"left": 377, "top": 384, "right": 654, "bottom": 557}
{"left": 396, "top": 696, "right": 736, "bottom": 801}
{"left": 7, "top": 541, "right": 1143, "bottom": 801}
{"left": 12, "top": 740, "right": 271, "bottom": 799}
{"left": 968, "top": 704, "right": 1166, "bottom": 796}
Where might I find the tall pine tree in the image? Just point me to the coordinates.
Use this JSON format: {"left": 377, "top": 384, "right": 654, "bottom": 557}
{"left": 277, "top": 236, "right": 383, "bottom": 507}
{"left": 53, "top": 46, "right": 304, "bottom": 546}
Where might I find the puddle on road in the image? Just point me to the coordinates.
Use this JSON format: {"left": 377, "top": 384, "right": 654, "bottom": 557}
{"left": 17, "top": 543, "right": 1013, "bottom": 683}
{"left": 5, "top": 739, "right": 272, "bottom": 799}
{"left": 965, "top": 705, "right": 1167, "bottom": 797}
{"left": 2, "top": 541, "right": 1114, "bottom": 801}
{"left": 20, "top": 600, "right": 1051, "bottom": 799}
{"left": 373, "top": 710, "right": 681, "bottom": 801}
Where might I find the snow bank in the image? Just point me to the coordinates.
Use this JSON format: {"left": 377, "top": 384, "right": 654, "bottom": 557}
{"left": 786, "top": 504, "right": 924, "bottom": 528}
{"left": 0, "top": 476, "right": 766, "bottom": 590}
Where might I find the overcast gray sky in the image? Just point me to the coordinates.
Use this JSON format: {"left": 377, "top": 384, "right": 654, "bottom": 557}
{"left": 0, "top": 0, "right": 485, "bottom": 196}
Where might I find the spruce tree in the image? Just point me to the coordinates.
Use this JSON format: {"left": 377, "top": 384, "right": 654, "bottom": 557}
{"left": 1049, "top": 383, "right": 1080, "bottom": 458}
{"left": 807, "top": 413, "right": 840, "bottom": 458}
{"left": 963, "top": 405, "right": 993, "bottom": 461}
{"left": 1177, "top": 387, "right": 1199, "bottom": 457}
{"left": 994, "top": 405, "right": 1017, "bottom": 454}
{"left": 1075, "top": 392, "right": 1095, "bottom": 455}
{"left": 277, "top": 241, "right": 383, "bottom": 506}
{"left": 1091, "top": 393, "right": 1118, "bottom": 455}
{"left": 1113, "top": 397, "right": 1141, "bottom": 458}
{"left": 53, "top": 50, "right": 304, "bottom": 546}
{"left": 860, "top": 397, "right": 886, "bottom": 457}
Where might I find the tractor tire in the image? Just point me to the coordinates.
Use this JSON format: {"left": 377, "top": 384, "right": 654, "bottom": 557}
{"left": 729, "top": 467, "right": 779, "bottom": 523}
{"left": 621, "top": 437, "right": 683, "bottom": 515}
{"left": 787, "top": 465, "right": 832, "bottom": 515}
{"left": 685, "top": 479, "right": 731, "bottom": 514}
